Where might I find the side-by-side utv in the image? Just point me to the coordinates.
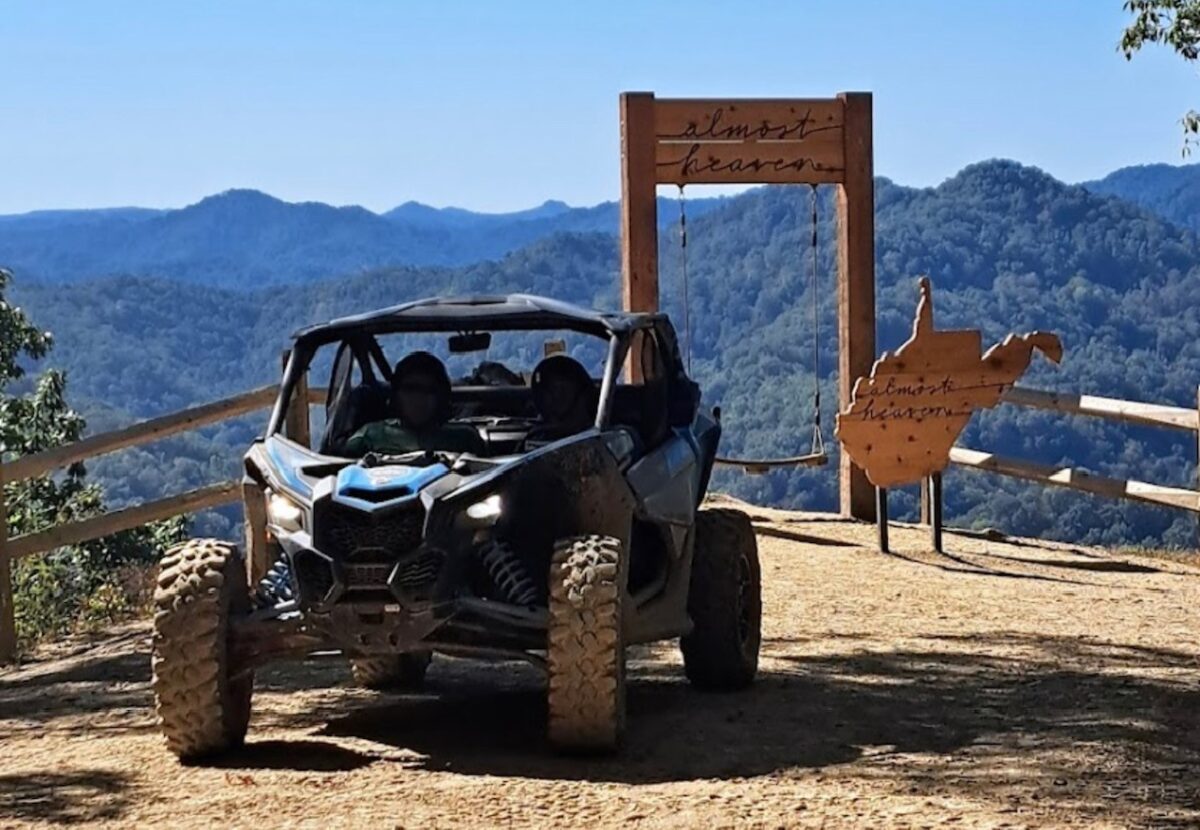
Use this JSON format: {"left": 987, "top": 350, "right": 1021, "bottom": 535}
{"left": 151, "top": 294, "right": 760, "bottom": 759}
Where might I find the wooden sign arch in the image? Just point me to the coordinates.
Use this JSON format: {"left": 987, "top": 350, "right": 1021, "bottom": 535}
{"left": 618, "top": 91, "right": 876, "bottom": 519}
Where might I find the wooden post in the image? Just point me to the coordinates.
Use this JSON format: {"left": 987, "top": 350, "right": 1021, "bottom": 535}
{"left": 1196, "top": 385, "right": 1199, "bottom": 550}
{"left": 242, "top": 480, "right": 269, "bottom": 585}
{"left": 0, "top": 465, "right": 15, "bottom": 664}
{"left": 281, "top": 350, "right": 311, "bottom": 448}
{"left": 837, "top": 92, "right": 876, "bottom": 522}
{"left": 919, "top": 476, "right": 931, "bottom": 525}
{"left": 876, "top": 486, "right": 889, "bottom": 553}
{"left": 617, "top": 91, "right": 877, "bottom": 506}
{"left": 620, "top": 92, "right": 658, "bottom": 382}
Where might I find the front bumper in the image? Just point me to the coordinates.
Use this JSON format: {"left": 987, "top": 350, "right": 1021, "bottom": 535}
{"left": 273, "top": 515, "right": 460, "bottom": 612}
{"left": 271, "top": 526, "right": 546, "bottom": 655}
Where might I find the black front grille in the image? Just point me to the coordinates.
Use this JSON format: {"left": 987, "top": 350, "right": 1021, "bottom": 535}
{"left": 314, "top": 501, "right": 444, "bottom": 600}
{"left": 315, "top": 502, "right": 425, "bottom": 562}
{"left": 342, "top": 562, "right": 392, "bottom": 587}
{"left": 392, "top": 549, "right": 445, "bottom": 594}
{"left": 292, "top": 549, "right": 336, "bottom": 606}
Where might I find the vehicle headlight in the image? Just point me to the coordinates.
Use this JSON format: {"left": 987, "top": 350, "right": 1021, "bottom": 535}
{"left": 267, "top": 491, "right": 304, "bottom": 532}
{"left": 465, "top": 494, "right": 502, "bottom": 523}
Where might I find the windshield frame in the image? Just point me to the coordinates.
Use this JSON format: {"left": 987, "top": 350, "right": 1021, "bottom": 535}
{"left": 268, "top": 325, "right": 629, "bottom": 442}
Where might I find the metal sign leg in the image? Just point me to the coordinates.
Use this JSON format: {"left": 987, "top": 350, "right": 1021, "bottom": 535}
{"left": 876, "top": 487, "right": 889, "bottom": 553}
{"left": 929, "top": 473, "right": 944, "bottom": 553}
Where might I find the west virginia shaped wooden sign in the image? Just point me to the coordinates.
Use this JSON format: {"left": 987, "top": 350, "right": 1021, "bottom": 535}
{"left": 835, "top": 277, "right": 1062, "bottom": 488}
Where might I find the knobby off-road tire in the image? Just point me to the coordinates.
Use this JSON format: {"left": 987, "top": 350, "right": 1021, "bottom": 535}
{"left": 681, "top": 508, "right": 762, "bottom": 690}
{"left": 152, "top": 539, "right": 254, "bottom": 761}
{"left": 350, "top": 652, "right": 432, "bottom": 690}
{"left": 546, "top": 535, "right": 625, "bottom": 752}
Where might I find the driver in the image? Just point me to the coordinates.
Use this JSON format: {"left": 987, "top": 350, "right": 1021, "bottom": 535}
{"left": 343, "top": 351, "right": 485, "bottom": 456}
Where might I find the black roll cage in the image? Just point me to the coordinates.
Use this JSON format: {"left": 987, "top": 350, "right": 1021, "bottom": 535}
{"left": 267, "top": 294, "right": 694, "bottom": 444}
{"left": 269, "top": 324, "right": 630, "bottom": 440}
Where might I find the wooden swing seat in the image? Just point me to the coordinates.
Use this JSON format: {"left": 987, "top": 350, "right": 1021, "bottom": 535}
{"left": 714, "top": 450, "right": 829, "bottom": 475}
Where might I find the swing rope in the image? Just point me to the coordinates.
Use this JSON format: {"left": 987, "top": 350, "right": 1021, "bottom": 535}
{"left": 678, "top": 186, "right": 692, "bottom": 374}
{"left": 681, "top": 183, "right": 827, "bottom": 474}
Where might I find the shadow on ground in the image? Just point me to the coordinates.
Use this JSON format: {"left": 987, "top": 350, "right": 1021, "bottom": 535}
{"left": 4, "top": 631, "right": 1200, "bottom": 827}
{"left": 307, "top": 633, "right": 1200, "bottom": 826}
{"left": 210, "top": 739, "right": 375, "bottom": 772}
{"left": 0, "top": 770, "right": 131, "bottom": 825}
{"left": 0, "top": 642, "right": 153, "bottom": 736}
{"left": 4, "top": 534, "right": 1200, "bottom": 829}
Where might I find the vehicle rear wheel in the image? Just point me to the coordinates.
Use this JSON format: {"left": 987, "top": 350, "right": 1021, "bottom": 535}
{"left": 680, "top": 508, "right": 761, "bottom": 690}
{"left": 546, "top": 534, "right": 625, "bottom": 752}
{"left": 152, "top": 539, "right": 254, "bottom": 761}
{"left": 350, "top": 652, "right": 432, "bottom": 690}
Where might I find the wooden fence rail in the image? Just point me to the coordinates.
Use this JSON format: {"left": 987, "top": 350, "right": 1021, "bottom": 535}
{"left": 6, "top": 481, "right": 242, "bottom": 562}
{"left": 999, "top": 386, "right": 1199, "bottom": 432}
{"left": 1, "top": 376, "right": 1196, "bottom": 664}
{"left": 948, "top": 447, "right": 1200, "bottom": 512}
{"left": 3, "top": 386, "right": 278, "bottom": 485}
{"left": 0, "top": 382, "right": 298, "bottom": 663}
{"left": 950, "top": 384, "right": 1200, "bottom": 517}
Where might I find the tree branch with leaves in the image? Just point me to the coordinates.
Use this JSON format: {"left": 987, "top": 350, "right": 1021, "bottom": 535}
{"left": 0, "top": 267, "right": 187, "bottom": 651}
{"left": 1121, "top": 0, "right": 1200, "bottom": 151}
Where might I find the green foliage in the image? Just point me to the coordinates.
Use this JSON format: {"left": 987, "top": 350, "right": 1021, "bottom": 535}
{"left": 5, "top": 161, "right": 1200, "bottom": 549}
{"left": 0, "top": 268, "right": 188, "bottom": 650}
{"left": 1121, "top": 0, "right": 1200, "bottom": 150}
{"left": 1082, "top": 163, "right": 1200, "bottom": 232}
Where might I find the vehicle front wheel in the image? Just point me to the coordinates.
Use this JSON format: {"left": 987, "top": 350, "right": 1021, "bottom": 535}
{"left": 152, "top": 539, "right": 254, "bottom": 761}
{"left": 350, "top": 652, "right": 432, "bottom": 690}
{"left": 546, "top": 534, "right": 625, "bottom": 752}
{"left": 680, "top": 508, "right": 761, "bottom": 690}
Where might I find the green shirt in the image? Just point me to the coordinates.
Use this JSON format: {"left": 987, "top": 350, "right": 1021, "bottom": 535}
{"left": 343, "top": 419, "right": 486, "bottom": 456}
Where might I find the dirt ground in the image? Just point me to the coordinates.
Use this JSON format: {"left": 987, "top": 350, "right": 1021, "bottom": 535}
{"left": 3, "top": 499, "right": 1200, "bottom": 829}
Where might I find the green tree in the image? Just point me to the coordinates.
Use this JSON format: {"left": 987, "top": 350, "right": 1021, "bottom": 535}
{"left": 0, "top": 268, "right": 186, "bottom": 651}
{"left": 1121, "top": 0, "right": 1200, "bottom": 150}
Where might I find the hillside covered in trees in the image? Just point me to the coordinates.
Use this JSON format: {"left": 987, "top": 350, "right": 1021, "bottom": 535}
{"left": 0, "top": 192, "right": 725, "bottom": 288}
{"left": 5, "top": 160, "right": 1200, "bottom": 547}
{"left": 1083, "top": 163, "right": 1200, "bottom": 233}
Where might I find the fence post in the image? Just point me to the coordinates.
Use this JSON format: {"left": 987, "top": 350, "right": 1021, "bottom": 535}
{"left": 0, "top": 464, "right": 15, "bottom": 664}
{"left": 242, "top": 480, "right": 270, "bottom": 586}
{"left": 281, "top": 350, "right": 311, "bottom": 448}
{"left": 1196, "top": 385, "right": 1199, "bottom": 550}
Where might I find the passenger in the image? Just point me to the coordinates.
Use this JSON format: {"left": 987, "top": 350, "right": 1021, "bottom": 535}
{"left": 529, "top": 355, "right": 596, "bottom": 440}
{"left": 343, "top": 351, "right": 485, "bottom": 456}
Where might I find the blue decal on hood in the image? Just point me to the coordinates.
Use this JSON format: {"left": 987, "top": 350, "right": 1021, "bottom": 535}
{"left": 332, "top": 463, "right": 449, "bottom": 511}
{"left": 264, "top": 437, "right": 315, "bottom": 497}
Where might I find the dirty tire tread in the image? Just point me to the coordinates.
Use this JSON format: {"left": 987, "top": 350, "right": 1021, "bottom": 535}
{"left": 152, "top": 538, "right": 253, "bottom": 761}
{"left": 681, "top": 508, "right": 762, "bottom": 690}
{"left": 546, "top": 534, "right": 625, "bottom": 752}
{"left": 350, "top": 652, "right": 432, "bottom": 690}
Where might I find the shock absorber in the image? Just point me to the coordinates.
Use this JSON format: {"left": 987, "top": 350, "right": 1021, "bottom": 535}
{"left": 254, "top": 554, "right": 296, "bottom": 608}
{"left": 478, "top": 540, "right": 538, "bottom": 607}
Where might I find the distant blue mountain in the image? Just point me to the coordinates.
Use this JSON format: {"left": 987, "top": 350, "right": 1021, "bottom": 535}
{"left": 0, "top": 206, "right": 165, "bottom": 228}
{"left": 0, "top": 190, "right": 726, "bottom": 288}
{"left": 382, "top": 198, "right": 574, "bottom": 228}
{"left": 11, "top": 159, "right": 1200, "bottom": 547}
{"left": 1081, "top": 163, "right": 1200, "bottom": 233}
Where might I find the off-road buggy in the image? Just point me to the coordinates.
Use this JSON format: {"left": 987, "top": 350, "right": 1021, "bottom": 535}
{"left": 151, "top": 294, "right": 760, "bottom": 759}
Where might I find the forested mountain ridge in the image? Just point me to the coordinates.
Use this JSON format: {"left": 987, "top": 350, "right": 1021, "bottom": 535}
{"left": 6, "top": 159, "right": 1200, "bottom": 547}
{"left": 0, "top": 191, "right": 725, "bottom": 288}
{"left": 1082, "top": 162, "right": 1200, "bottom": 233}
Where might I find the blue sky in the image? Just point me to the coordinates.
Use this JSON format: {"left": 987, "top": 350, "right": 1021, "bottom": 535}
{"left": 1, "top": 1, "right": 1196, "bottom": 214}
